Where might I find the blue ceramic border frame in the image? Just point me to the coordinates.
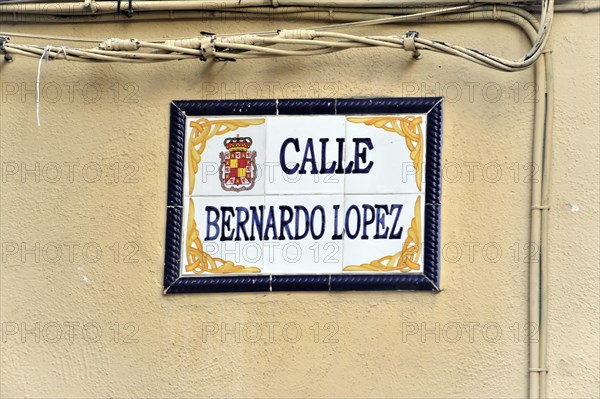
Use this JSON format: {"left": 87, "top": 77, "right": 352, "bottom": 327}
{"left": 164, "top": 97, "right": 442, "bottom": 293}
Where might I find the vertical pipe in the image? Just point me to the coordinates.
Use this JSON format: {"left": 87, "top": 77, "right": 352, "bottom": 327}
{"left": 528, "top": 56, "right": 545, "bottom": 398}
{"left": 539, "top": 50, "right": 554, "bottom": 399}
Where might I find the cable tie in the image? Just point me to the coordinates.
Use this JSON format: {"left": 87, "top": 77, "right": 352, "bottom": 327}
{"left": 199, "top": 36, "right": 216, "bottom": 62}
{"left": 56, "top": 46, "right": 69, "bottom": 60}
{"left": 531, "top": 205, "right": 550, "bottom": 210}
{"left": 117, "top": 0, "right": 133, "bottom": 18}
{"left": 403, "top": 31, "right": 422, "bottom": 60}
{"left": 529, "top": 368, "right": 549, "bottom": 373}
{"left": 1, "top": 36, "right": 13, "bottom": 62}
{"left": 493, "top": 4, "right": 498, "bottom": 20}
{"left": 126, "top": 0, "right": 133, "bottom": 18}
{"left": 0, "top": 36, "right": 8, "bottom": 54}
{"left": 83, "top": 0, "right": 98, "bottom": 13}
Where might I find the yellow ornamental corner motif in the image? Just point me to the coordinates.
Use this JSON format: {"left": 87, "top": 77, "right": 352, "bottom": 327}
{"left": 186, "top": 118, "right": 265, "bottom": 274}
{"left": 347, "top": 116, "right": 424, "bottom": 191}
{"left": 343, "top": 196, "right": 422, "bottom": 273}
{"left": 186, "top": 198, "right": 261, "bottom": 275}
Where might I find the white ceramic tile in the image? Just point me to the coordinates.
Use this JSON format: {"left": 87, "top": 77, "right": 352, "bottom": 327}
{"left": 344, "top": 115, "right": 427, "bottom": 195}
{"left": 180, "top": 114, "right": 429, "bottom": 278}
{"left": 342, "top": 194, "right": 424, "bottom": 273}
{"left": 181, "top": 195, "right": 265, "bottom": 276}
{"left": 265, "top": 115, "right": 346, "bottom": 195}
{"left": 185, "top": 116, "right": 267, "bottom": 197}
{"left": 262, "top": 194, "right": 344, "bottom": 274}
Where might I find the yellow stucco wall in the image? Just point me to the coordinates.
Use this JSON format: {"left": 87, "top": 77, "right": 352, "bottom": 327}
{"left": 0, "top": 11, "right": 598, "bottom": 398}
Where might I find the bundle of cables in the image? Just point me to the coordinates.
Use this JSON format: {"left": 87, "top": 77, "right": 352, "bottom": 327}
{"left": 0, "top": 0, "right": 554, "bottom": 72}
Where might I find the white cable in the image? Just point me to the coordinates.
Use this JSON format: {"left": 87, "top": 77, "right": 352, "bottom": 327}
{"left": 36, "top": 45, "right": 51, "bottom": 127}
{"left": 0, "top": 0, "right": 562, "bottom": 72}
{"left": 56, "top": 45, "right": 68, "bottom": 59}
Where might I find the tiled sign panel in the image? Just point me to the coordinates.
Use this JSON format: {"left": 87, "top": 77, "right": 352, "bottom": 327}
{"left": 165, "top": 98, "right": 442, "bottom": 293}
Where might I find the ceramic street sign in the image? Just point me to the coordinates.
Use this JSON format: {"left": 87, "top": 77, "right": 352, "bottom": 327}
{"left": 164, "top": 98, "right": 442, "bottom": 293}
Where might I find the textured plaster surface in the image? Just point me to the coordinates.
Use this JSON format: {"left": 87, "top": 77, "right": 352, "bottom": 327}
{"left": 0, "top": 13, "right": 598, "bottom": 399}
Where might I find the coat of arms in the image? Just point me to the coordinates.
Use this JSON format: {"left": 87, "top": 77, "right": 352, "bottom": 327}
{"left": 219, "top": 135, "right": 257, "bottom": 192}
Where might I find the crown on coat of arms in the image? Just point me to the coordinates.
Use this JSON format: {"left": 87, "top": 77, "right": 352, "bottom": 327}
{"left": 224, "top": 135, "right": 253, "bottom": 152}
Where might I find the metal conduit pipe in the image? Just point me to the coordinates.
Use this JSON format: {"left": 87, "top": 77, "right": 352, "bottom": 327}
{"left": 2, "top": 5, "right": 597, "bottom": 24}
{"left": 1, "top": 3, "right": 598, "bottom": 20}
{"left": 0, "top": 0, "right": 579, "bottom": 15}
{"left": 0, "top": 0, "right": 550, "bottom": 12}
{"left": 422, "top": 8, "right": 550, "bottom": 396}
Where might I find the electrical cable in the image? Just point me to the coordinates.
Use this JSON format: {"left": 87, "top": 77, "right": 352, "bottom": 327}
{"left": 0, "top": 1, "right": 554, "bottom": 72}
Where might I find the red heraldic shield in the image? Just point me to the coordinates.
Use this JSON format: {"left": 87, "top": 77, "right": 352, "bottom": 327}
{"left": 219, "top": 135, "right": 257, "bottom": 192}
